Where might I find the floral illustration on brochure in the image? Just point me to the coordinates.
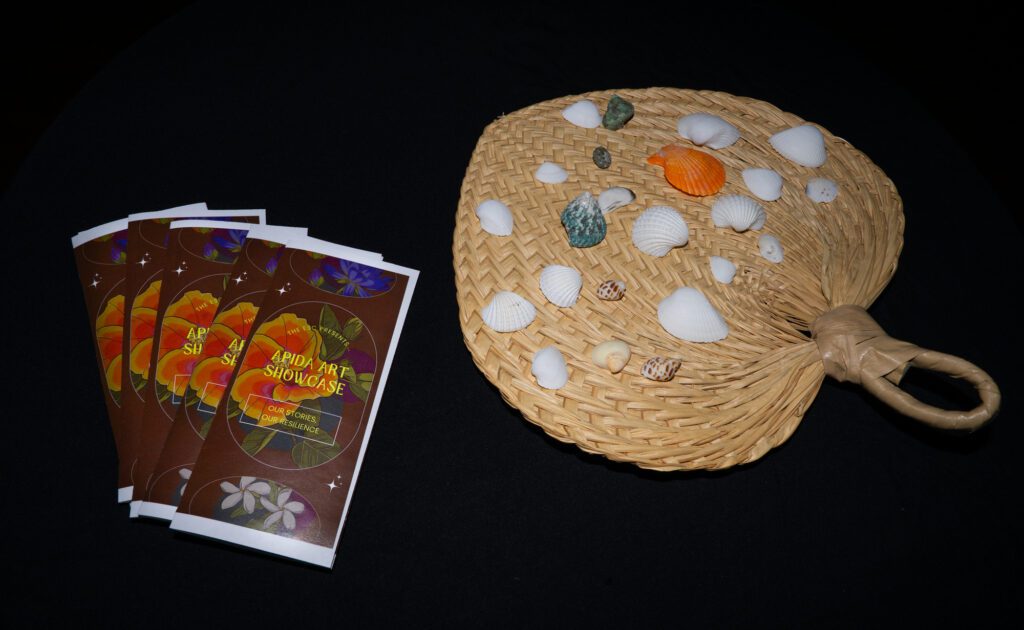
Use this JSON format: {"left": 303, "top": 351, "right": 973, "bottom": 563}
{"left": 95, "top": 294, "right": 125, "bottom": 404}
{"left": 306, "top": 254, "right": 395, "bottom": 298}
{"left": 128, "top": 280, "right": 162, "bottom": 390}
{"left": 152, "top": 290, "right": 221, "bottom": 412}
{"left": 210, "top": 476, "right": 318, "bottom": 538}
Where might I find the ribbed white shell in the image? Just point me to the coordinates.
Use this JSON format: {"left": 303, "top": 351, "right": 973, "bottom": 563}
{"left": 806, "top": 177, "right": 838, "bottom": 203}
{"left": 657, "top": 287, "right": 729, "bottom": 342}
{"left": 481, "top": 291, "right": 536, "bottom": 332}
{"left": 531, "top": 346, "right": 569, "bottom": 389}
{"left": 741, "top": 168, "right": 783, "bottom": 201}
{"left": 709, "top": 256, "right": 736, "bottom": 284}
{"left": 561, "top": 100, "right": 602, "bottom": 128}
{"left": 539, "top": 264, "right": 583, "bottom": 308}
{"left": 598, "top": 186, "right": 635, "bottom": 214}
{"left": 758, "top": 234, "right": 784, "bottom": 263}
{"left": 710, "top": 195, "right": 766, "bottom": 232}
{"left": 475, "top": 199, "right": 513, "bottom": 236}
{"left": 677, "top": 113, "right": 740, "bottom": 149}
{"left": 769, "top": 125, "right": 827, "bottom": 167}
{"left": 632, "top": 206, "right": 689, "bottom": 257}
{"left": 535, "top": 161, "right": 568, "bottom": 184}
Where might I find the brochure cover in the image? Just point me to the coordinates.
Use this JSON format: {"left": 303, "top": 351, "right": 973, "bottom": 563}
{"left": 130, "top": 222, "right": 303, "bottom": 512}
{"left": 119, "top": 206, "right": 264, "bottom": 500}
{"left": 140, "top": 236, "right": 382, "bottom": 520}
{"left": 72, "top": 219, "right": 131, "bottom": 495}
{"left": 171, "top": 238, "right": 417, "bottom": 567}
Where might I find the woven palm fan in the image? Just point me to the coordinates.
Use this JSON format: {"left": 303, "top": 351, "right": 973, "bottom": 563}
{"left": 452, "top": 88, "right": 1000, "bottom": 471}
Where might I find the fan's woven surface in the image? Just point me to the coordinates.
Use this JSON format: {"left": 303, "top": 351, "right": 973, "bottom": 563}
{"left": 453, "top": 88, "right": 904, "bottom": 471}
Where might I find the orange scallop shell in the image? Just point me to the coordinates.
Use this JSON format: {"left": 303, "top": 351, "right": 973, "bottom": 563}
{"left": 647, "top": 145, "right": 726, "bottom": 196}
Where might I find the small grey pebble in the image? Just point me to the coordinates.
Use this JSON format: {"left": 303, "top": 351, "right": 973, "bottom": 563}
{"left": 593, "top": 146, "right": 611, "bottom": 169}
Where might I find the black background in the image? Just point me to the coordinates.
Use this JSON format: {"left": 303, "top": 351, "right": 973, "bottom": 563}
{"left": 4, "top": 1, "right": 1020, "bottom": 626}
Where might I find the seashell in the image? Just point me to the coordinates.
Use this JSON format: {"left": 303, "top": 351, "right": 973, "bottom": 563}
{"left": 539, "top": 264, "right": 583, "bottom": 308}
{"left": 741, "top": 168, "right": 783, "bottom": 201}
{"left": 709, "top": 256, "right": 736, "bottom": 284}
{"left": 758, "top": 234, "right": 784, "bottom": 263}
{"left": 657, "top": 287, "right": 729, "bottom": 342}
{"left": 535, "top": 161, "right": 568, "bottom": 184}
{"left": 710, "top": 195, "right": 766, "bottom": 232}
{"left": 769, "top": 125, "right": 827, "bottom": 168}
{"left": 677, "top": 113, "right": 740, "bottom": 149}
{"left": 602, "top": 95, "right": 635, "bottom": 130}
{"left": 632, "top": 206, "right": 689, "bottom": 257}
{"left": 560, "top": 192, "right": 606, "bottom": 248}
{"left": 561, "top": 100, "right": 602, "bottom": 129}
{"left": 805, "top": 177, "right": 838, "bottom": 203}
{"left": 532, "top": 346, "right": 569, "bottom": 389}
{"left": 647, "top": 145, "right": 726, "bottom": 196}
{"left": 641, "top": 357, "right": 681, "bottom": 382}
{"left": 598, "top": 186, "right": 635, "bottom": 213}
{"left": 481, "top": 291, "right": 536, "bottom": 332}
{"left": 592, "top": 340, "right": 631, "bottom": 374}
{"left": 474, "top": 199, "right": 513, "bottom": 236}
{"left": 596, "top": 279, "right": 626, "bottom": 301}
{"left": 593, "top": 146, "right": 612, "bottom": 169}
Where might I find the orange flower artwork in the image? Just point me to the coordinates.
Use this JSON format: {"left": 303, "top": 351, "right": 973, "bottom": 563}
{"left": 153, "top": 290, "right": 220, "bottom": 398}
{"left": 186, "top": 302, "right": 260, "bottom": 411}
{"left": 129, "top": 280, "right": 162, "bottom": 383}
{"left": 95, "top": 294, "right": 125, "bottom": 396}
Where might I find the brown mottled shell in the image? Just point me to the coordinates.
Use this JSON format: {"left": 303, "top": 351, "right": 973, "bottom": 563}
{"left": 641, "top": 357, "right": 681, "bottom": 382}
{"left": 596, "top": 279, "right": 625, "bottom": 301}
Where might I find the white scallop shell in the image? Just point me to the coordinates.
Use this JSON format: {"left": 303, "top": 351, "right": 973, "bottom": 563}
{"left": 758, "top": 234, "right": 784, "bottom": 263}
{"left": 632, "top": 206, "right": 689, "bottom": 257}
{"left": 657, "top": 287, "right": 729, "bottom": 343}
{"left": 531, "top": 346, "right": 569, "bottom": 389}
{"left": 539, "top": 264, "right": 583, "bottom": 308}
{"left": 709, "top": 256, "right": 736, "bottom": 284}
{"left": 806, "top": 177, "right": 838, "bottom": 203}
{"left": 561, "top": 100, "right": 602, "bottom": 128}
{"left": 475, "top": 199, "right": 513, "bottom": 236}
{"left": 677, "top": 113, "right": 740, "bottom": 149}
{"left": 769, "top": 125, "right": 827, "bottom": 167}
{"left": 710, "top": 195, "right": 766, "bottom": 232}
{"left": 481, "top": 291, "right": 536, "bottom": 332}
{"left": 598, "top": 186, "right": 635, "bottom": 214}
{"left": 535, "top": 161, "right": 568, "bottom": 184}
{"left": 741, "top": 168, "right": 783, "bottom": 201}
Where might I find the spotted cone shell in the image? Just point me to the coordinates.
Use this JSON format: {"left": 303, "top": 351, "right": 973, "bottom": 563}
{"left": 641, "top": 357, "right": 681, "bottom": 382}
{"left": 596, "top": 279, "right": 626, "bottom": 300}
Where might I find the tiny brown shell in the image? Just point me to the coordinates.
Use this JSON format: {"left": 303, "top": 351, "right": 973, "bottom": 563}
{"left": 596, "top": 279, "right": 625, "bottom": 301}
{"left": 641, "top": 357, "right": 681, "bottom": 382}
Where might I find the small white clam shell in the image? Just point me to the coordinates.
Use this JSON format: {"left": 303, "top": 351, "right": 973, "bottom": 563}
{"left": 474, "top": 199, "right": 513, "bottom": 236}
{"left": 539, "top": 264, "right": 583, "bottom": 308}
{"left": 741, "top": 168, "right": 783, "bottom": 201}
{"left": 598, "top": 186, "right": 635, "bottom": 214}
{"left": 758, "top": 234, "right": 784, "bottom": 263}
{"left": 592, "top": 340, "right": 631, "bottom": 374}
{"left": 806, "top": 177, "right": 838, "bottom": 203}
{"left": 532, "top": 346, "right": 569, "bottom": 389}
{"left": 481, "top": 291, "right": 536, "bottom": 332}
{"left": 535, "top": 161, "right": 568, "bottom": 184}
{"left": 769, "top": 125, "right": 827, "bottom": 168}
{"left": 561, "top": 100, "right": 602, "bottom": 129}
{"left": 657, "top": 287, "right": 729, "bottom": 343}
{"left": 677, "top": 113, "right": 740, "bottom": 149}
{"left": 632, "top": 206, "right": 689, "bottom": 257}
{"left": 710, "top": 195, "right": 766, "bottom": 232}
{"left": 709, "top": 256, "right": 736, "bottom": 284}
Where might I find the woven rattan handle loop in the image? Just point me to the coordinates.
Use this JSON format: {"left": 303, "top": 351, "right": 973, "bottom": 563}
{"left": 811, "top": 305, "right": 1000, "bottom": 431}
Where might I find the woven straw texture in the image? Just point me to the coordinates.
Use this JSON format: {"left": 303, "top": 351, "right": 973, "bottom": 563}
{"left": 453, "top": 88, "right": 904, "bottom": 471}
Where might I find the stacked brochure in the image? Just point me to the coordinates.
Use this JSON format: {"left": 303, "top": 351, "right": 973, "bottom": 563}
{"left": 72, "top": 203, "right": 418, "bottom": 568}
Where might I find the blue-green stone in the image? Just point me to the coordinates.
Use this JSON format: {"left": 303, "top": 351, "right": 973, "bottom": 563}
{"left": 602, "top": 95, "right": 634, "bottom": 130}
{"left": 560, "top": 192, "right": 606, "bottom": 248}
{"left": 593, "top": 146, "right": 612, "bottom": 169}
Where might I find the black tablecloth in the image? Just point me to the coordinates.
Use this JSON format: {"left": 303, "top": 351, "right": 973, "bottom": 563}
{"left": 6, "top": 2, "right": 1020, "bottom": 625}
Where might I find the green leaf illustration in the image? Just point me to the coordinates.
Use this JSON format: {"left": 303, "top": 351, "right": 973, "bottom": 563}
{"left": 342, "top": 317, "right": 363, "bottom": 341}
{"left": 199, "top": 418, "right": 212, "bottom": 439}
{"left": 155, "top": 382, "right": 172, "bottom": 403}
{"left": 319, "top": 304, "right": 349, "bottom": 360}
{"left": 345, "top": 370, "right": 374, "bottom": 402}
{"left": 241, "top": 427, "right": 276, "bottom": 456}
{"left": 226, "top": 398, "right": 242, "bottom": 420}
{"left": 291, "top": 427, "right": 342, "bottom": 468}
{"left": 184, "top": 386, "right": 200, "bottom": 408}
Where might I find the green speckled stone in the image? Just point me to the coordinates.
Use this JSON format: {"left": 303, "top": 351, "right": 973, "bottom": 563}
{"left": 593, "top": 146, "right": 611, "bottom": 169}
{"left": 602, "top": 95, "right": 634, "bottom": 130}
{"left": 560, "top": 192, "right": 606, "bottom": 248}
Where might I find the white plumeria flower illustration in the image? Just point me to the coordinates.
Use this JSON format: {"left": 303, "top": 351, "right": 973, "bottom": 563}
{"left": 178, "top": 468, "right": 192, "bottom": 497}
{"left": 261, "top": 488, "right": 306, "bottom": 530}
{"left": 220, "top": 476, "right": 271, "bottom": 513}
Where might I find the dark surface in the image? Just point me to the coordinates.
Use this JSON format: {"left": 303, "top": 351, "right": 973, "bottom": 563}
{"left": 5, "top": 2, "right": 1020, "bottom": 626}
